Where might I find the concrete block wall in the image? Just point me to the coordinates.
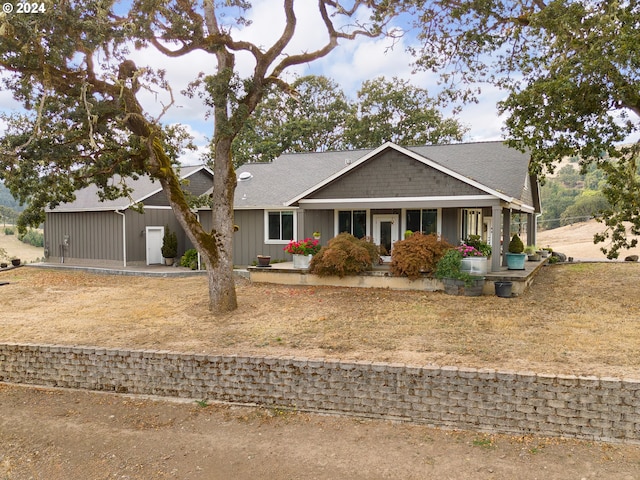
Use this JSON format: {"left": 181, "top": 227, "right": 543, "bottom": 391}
{"left": 1, "top": 343, "right": 639, "bottom": 444}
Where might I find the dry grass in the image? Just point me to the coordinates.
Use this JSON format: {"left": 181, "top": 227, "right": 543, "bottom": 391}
{"left": 0, "top": 230, "right": 43, "bottom": 263}
{"left": 1, "top": 263, "right": 639, "bottom": 378}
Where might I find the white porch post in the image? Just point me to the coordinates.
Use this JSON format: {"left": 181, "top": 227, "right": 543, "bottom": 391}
{"left": 491, "top": 205, "right": 502, "bottom": 272}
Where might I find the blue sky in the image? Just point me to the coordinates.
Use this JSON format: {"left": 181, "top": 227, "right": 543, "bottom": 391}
{"left": 0, "top": 2, "right": 508, "bottom": 165}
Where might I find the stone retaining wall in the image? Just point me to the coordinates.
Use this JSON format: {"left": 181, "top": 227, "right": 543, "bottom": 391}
{"left": 1, "top": 343, "right": 638, "bottom": 444}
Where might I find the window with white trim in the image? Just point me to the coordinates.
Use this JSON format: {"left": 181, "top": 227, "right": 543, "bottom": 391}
{"left": 266, "top": 210, "right": 294, "bottom": 242}
{"left": 406, "top": 209, "right": 437, "bottom": 235}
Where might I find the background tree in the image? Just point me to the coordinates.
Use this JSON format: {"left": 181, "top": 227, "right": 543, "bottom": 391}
{"left": 232, "top": 74, "right": 466, "bottom": 165}
{"left": 411, "top": 0, "right": 640, "bottom": 258}
{"left": 232, "top": 75, "right": 353, "bottom": 166}
{"left": 345, "top": 76, "right": 466, "bottom": 148}
{"left": 0, "top": 1, "right": 409, "bottom": 313}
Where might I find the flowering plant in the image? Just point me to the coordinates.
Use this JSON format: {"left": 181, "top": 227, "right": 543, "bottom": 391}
{"left": 456, "top": 244, "right": 484, "bottom": 257}
{"left": 284, "top": 238, "right": 321, "bottom": 256}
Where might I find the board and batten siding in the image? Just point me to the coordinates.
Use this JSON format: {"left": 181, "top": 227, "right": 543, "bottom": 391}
{"left": 45, "top": 211, "right": 123, "bottom": 265}
{"left": 125, "top": 209, "right": 186, "bottom": 264}
{"left": 199, "top": 209, "right": 334, "bottom": 266}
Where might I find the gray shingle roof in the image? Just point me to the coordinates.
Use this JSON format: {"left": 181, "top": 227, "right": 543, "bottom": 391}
{"left": 51, "top": 142, "right": 536, "bottom": 212}
{"left": 236, "top": 141, "right": 535, "bottom": 209}
{"left": 48, "top": 166, "right": 209, "bottom": 212}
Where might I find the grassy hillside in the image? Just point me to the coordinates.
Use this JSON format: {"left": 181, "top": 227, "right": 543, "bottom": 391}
{"left": 0, "top": 230, "right": 43, "bottom": 263}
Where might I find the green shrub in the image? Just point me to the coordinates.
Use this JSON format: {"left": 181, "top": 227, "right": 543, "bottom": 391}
{"left": 435, "top": 249, "right": 475, "bottom": 285}
{"left": 161, "top": 225, "right": 178, "bottom": 258}
{"left": 4, "top": 227, "right": 15, "bottom": 235}
{"left": 18, "top": 229, "right": 44, "bottom": 247}
{"left": 508, "top": 234, "right": 524, "bottom": 254}
{"left": 390, "top": 233, "right": 452, "bottom": 280}
{"left": 309, "top": 233, "right": 378, "bottom": 277}
{"left": 180, "top": 248, "right": 199, "bottom": 270}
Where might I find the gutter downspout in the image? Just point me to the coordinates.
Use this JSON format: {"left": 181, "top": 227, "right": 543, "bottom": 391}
{"left": 115, "top": 210, "right": 127, "bottom": 267}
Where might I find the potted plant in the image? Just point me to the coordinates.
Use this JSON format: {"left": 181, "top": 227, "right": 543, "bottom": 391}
{"left": 435, "top": 249, "right": 485, "bottom": 296}
{"left": 505, "top": 234, "right": 526, "bottom": 270}
{"left": 284, "top": 237, "right": 321, "bottom": 269}
{"left": 525, "top": 245, "right": 541, "bottom": 262}
{"left": 464, "top": 234, "right": 492, "bottom": 257}
{"left": 457, "top": 243, "right": 488, "bottom": 276}
{"left": 312, "top": 231, "right": 321, "bottom": 240}
{"left": 161, "top": 225, "right": 178, "bottom": 266}
{"left": 256, "top": 255, "right": 271, "bottom": 267}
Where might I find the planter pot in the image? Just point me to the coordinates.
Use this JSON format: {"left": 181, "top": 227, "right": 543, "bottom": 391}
{"left": 256, "top": 255, "right": 271, "bottom": 267}
{"left": 0, "top": 262, "right": 7, "bottom": 268}
{"left": 495, "top": 281, "right": 513, "bottom": 298}
{"left": 539, "top": 250, "right": 549, "bottom": 258}
{"left": 292, "top": 254, "right": 312, "bottom": 269}
{"left": 505, "top": 252, "right": 526, "bottom": 270}
{"left": 164, "top": 257, "right": 175, "bottom": 266}
{"left": 460, "top": 256, "right": 488, "bottom": 276}
{"left": 11, "top": 259, "right": 20, "bottom": 267}
{"left": 442, "top": 277, "right": 485, "bottom": 297}
{"left": 527, "top": 253, "right": 541, "bottom": 262}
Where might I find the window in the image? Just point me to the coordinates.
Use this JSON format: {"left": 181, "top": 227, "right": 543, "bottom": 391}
{"left": 462, "top": 208, "right": 482, "bottom": 239}
{"left": 338, "top": 210, "right": 367, "bottom": 238}
{"left": 266, "top": 210, "right": 294, "bottom": 242}
{"left": 406, "top": 209, "right": 437, "bottom": 235}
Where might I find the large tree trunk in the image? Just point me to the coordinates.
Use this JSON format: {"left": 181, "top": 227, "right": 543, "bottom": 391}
{"left": 149, "top": 137, "right": 238, "bottom": 314}
{"left": 206, "top": 137, "right": 238, "bottom": 312}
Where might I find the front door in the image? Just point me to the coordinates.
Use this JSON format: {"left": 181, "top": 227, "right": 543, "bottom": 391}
{"left": 146, "top": 226, "right": 164, "bottom": 265}
{"left": 373, "top": 214, "right": 399, "bottom": 255}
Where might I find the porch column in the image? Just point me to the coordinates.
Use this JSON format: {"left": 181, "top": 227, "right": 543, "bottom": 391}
{"left": 502, "top": 207, "right": 512, "bottom": 267}
{"left": 491, "top": 205, "right": 502, "bottom": 272}
{"left": 527, "top": 213, "right": 537, "bottom": 246}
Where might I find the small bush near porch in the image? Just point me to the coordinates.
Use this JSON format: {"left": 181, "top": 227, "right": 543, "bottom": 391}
{"left": 390, "top": 233, "right": 452, "bottom": 280}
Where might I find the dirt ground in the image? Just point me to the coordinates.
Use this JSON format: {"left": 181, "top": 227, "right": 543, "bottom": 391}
{"left": 2, "top": 224, "right": 640, "bottom": 478}
{"left": 2, "top": 383, "right": 640, "bottom": 480}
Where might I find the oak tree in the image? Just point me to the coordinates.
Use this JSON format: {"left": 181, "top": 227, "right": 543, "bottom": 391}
{"left": 0, "top": 1, "right": 407, "bottom": 312}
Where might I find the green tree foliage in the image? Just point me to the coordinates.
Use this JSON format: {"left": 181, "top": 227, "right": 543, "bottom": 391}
{"left": 410, "top": 0, "right": 640, "bottom": 258}
{"left": 560, "top": 190, "right": 610, "bottom": 226}
{"left": 0, "top": 1, "right": 415, "bottom": 312}
{"left": 232, "top": 75, "right": 467, "bottom": 165}
{"left": 345, "top": 77, "right": 467, "bottom": 148}
{"left": 232, "top": 76, "right": 354, "bottom": 166}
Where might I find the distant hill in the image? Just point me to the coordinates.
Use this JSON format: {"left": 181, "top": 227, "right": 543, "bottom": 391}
{"left": 0, "top": 182, "right": 23, "bottom": 211}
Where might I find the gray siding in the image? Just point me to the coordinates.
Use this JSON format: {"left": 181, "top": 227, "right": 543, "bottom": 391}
{"left": 441, "top": 208, "right": 460, "bottom": 245}
{"left": 44, "top": 211, "right": 123, "bottom": 264}
{"left": 125, "top": 209, "right": 187, "bottom": 263}
{"left": 301, "top": 210, "right": 333, "bottom": 245}
{"left": 309, "top": 150, "right": 485, "bottom": 200}
{"left": 142, "top": 170, "right": 213, "bottom": 207}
